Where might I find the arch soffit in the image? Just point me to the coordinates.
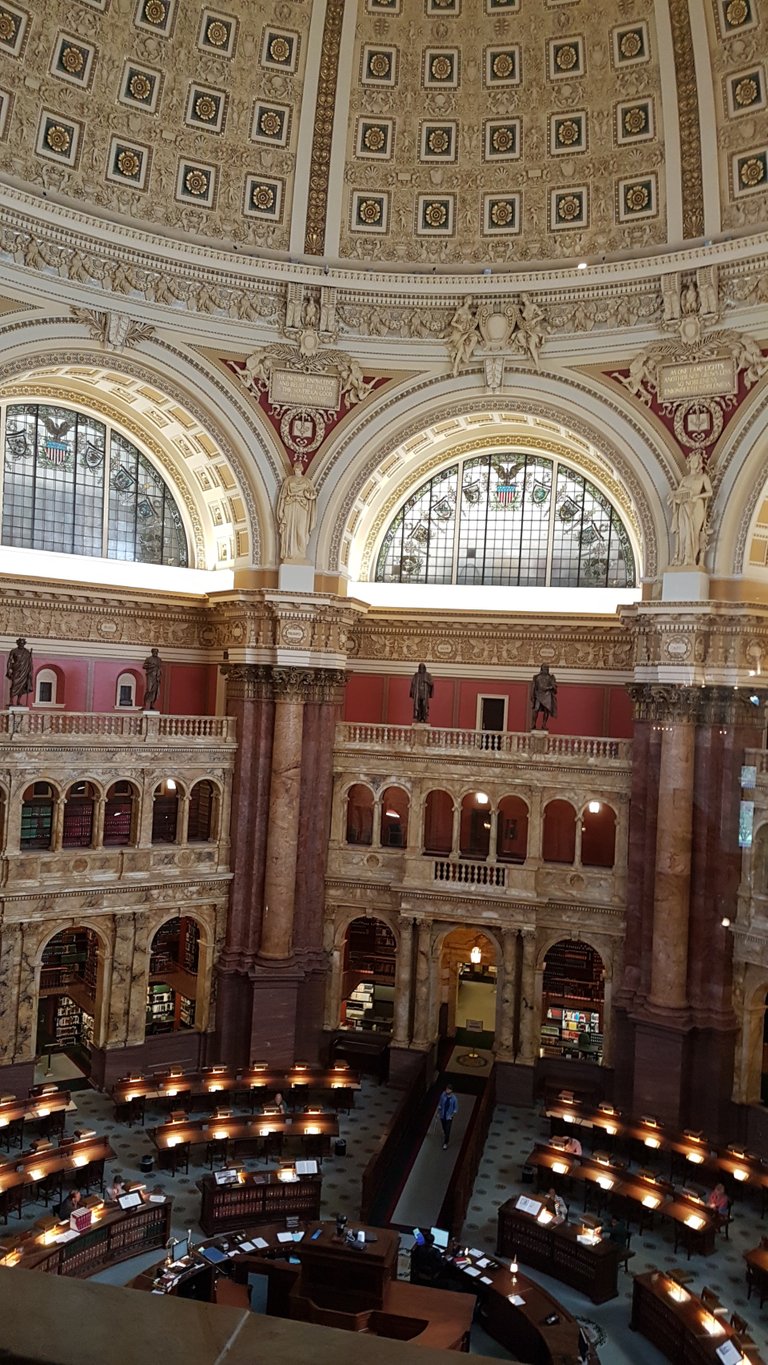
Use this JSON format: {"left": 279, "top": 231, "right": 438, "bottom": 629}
{"left": 64, "top": 778, "right": 106, "bottom": 799}
{"left": 34, "top": 917, "right": 112, "bottom": 966}
{"left": 708, "top": 385, "right": 768, "bottom": 576}
{"left": 332, "top": 910, "right": 401, "bottom": 951}
{"left": 147, "top": 905, "right": 215, "bottom": 949}
{"left": 0, "top": 326, "right": 276, "bottom": 567}
{"left": 313, "top": 373, "right": 672, "bottom": 581}
{"left": 537, "top": 932, "right": 610, "bottom": 975}
{"left": 433, "top": 923, "right": 502, "bottom": 960}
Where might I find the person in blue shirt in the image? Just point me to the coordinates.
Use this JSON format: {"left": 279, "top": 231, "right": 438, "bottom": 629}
{"left": 437, "top": 1084, "right": 458, "bottom": 1149}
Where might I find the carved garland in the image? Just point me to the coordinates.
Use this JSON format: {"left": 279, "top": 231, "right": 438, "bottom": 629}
{"left": 303, "top": 0, "right": 346, "bottom": 256}
{"left": 667, "top": 0, "right": 705, "bottom": 242}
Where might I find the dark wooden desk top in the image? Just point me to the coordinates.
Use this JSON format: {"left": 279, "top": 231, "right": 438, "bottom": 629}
{"left": 744, "top": 1244, "right": 768, "bottom": 1272}
{"left": 632, "top": 1270, "right": 766, "bottom": 1364}
{"left": 148, "top": 1114, "right": 338, "bottom": 1150}
{"left": 0, "top": 1135, "right": 114, "bottom": 1193}
{"left": 0, "top": 1090, "right": 70, "bottom": 1128}
{"left": 0, "top": 1195, "right": 170, "bottom": 1271}
{"left": 113, "top": 1065, "right": 359, "bottom": 1106}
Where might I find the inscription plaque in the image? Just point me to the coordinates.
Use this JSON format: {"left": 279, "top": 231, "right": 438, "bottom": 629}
{"left": 270, "top": 368, "right": 341, "bottom": 410}
{"left": 657, "top": 357, "right": 736, "bottom": 402}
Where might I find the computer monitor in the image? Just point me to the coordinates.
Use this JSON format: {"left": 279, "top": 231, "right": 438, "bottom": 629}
{"left": 174, "top": 1235, "right": 189, "bottom": 1262}
{"left": 430, "top": 1227, "right": 449, "bottom": 1250}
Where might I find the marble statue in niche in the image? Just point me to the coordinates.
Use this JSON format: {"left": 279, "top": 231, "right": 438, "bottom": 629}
{"left": 277, "top": 459, "right": 317, "bottom": 562}
{"left": 668, "top": 452, "right": 713, "bottom": 568}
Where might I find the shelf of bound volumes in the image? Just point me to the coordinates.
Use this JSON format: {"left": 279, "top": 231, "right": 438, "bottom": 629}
{"left": 198, "top": 1167, "right": 322, "bottom": 1235}
{"left": 0, "top": 1197, "right": 172, "bottom": 1277}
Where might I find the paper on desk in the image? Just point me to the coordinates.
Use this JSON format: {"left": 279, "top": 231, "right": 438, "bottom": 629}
{"left": 508, "top": 1294, "right": 525, "bottom": 1306}
{"left": 469, "top": 1248, "right": 483, "bottom": 1258}
{"left": 277, "top": 1231, "right": 293, "bottom": 1243}
{"left": 238, "top": 1241, "right": 256, "bottom": 1253}
{"left": 54, "top": 1230, "right": 80, "bottom": 1243}
{"left": 148, "top": 1195, "right": 165, "bottom": 1203}
{"left": 253, "top": 1237, "right": 269, "bottom": 1249}
{"left": 480, "top": 1275, "right": 493, "bottom": 1285}
{"left": 464, "top": 1266, "right": 482, "bottom": 1278}
{"left": 293, "top": 1231, "right": 305, "bottom": 1242}
{"left": 476, "top": 1257, "right": 490, "bottom": 1268}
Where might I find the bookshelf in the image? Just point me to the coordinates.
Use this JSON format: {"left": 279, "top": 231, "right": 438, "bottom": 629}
{"left": 198, "top": 1172, "right": 322, "bottom": 1236}
{"left": 146, "top": 917, "right": 200, "bottom": 1034}
{"left": 540, "top": 939, "right": 604, "bottom": 1062}
{"left": 5, "top": 1201, "right": 172, "bottom": 1277}
{"left": 345, "top": 918, "right": 396, "bottom": 983}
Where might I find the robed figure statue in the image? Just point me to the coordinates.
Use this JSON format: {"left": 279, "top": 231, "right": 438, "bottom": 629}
{"left": 143, "top": 648, "right": 162, "bottom": 711}
{"left": 530, "top": 664, "right": 557, "bottom": 730}
{"left": 410, "top": 663, "right": 434, "bottom": 723}
{"left": 6, "top": 637, "right": 32, "bottom": 706}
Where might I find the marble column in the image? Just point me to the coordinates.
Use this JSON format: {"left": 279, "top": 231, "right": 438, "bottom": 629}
{"left": 176, "top": 794, "right": 190, "bottom": 846}
{"left": 527, "top": 792, "right": 543, "bottom": 862}
{"left": 411, "top": 920, "right": 434, "bottom": 1048}
{"left": 136, "top": 774, "right": 155, "bottom": 849}
{"left": 323, "top": 942, "right": 343, "bottom": 1032}
{"left": 392, "top": 917, "right": 415, "bottom": 1046}
{"left": 573, "top": 810, "right": 584, "bottom": 866}
{"left": 495, "top": 928, "right": 517, "bottom": 1059}
{"left": 92, "top": 796, "right": 105, "bottom": 850}
{"left": 648, "top": 719, "right": 695, "bottom": 1015}
{"left": 518, "top": 929, "right": 537, "bottom": 1063}
{"left": 0, "top": 922, "right": 23, "bottom": 1063}
{"left": 450, "top": 803, "right": 461, "bottom": 859}
{"left": 261, "top": 685, "right": 305, "bottom": 961}
{"left": 487, "top": 809, "right": 499, "bottom": 865}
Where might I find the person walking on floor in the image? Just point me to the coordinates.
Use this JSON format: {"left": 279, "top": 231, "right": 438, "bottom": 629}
{"left": 438, "top": 1084, "right": 458, "bottom": 1150}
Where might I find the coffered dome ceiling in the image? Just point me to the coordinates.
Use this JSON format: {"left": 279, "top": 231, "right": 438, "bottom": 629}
{"left": 0, "top": 0, "right": 766, "bottom": 270}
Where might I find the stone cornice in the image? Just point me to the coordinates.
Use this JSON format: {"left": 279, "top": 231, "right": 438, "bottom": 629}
{"left": 324, "top": 877, "right": 624, "bottom": 921}
{"left": 1, "top": 873, "right": 232, "bottom": 908}
{"left": 222, "top": 663, "right": 347, "bottom": 704}
{"left": 628, "top": 682, "right": 768, "bottom": 725}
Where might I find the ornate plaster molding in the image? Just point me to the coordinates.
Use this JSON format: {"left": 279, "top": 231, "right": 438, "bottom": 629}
{"left": 221, "top": 662, "right": 346, "bottom": 704}
{"left": 628, "top": 681, "right": 767, "bottom": 725}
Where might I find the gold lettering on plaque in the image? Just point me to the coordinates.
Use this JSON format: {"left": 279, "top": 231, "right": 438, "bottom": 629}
{"left": 269, "top": 369, "right": 341, "bottom": 409}
{"left": 657, "top": 357, "right": 736, "bottom": 402}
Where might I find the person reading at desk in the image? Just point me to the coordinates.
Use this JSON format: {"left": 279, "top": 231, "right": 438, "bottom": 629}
{"left": 706, "top": 1183, "right": 730, "bottom": 1216}
{"left": 606, "top": 1216, "right": 630, "bottom": 1249}
{"left": 564, "top": 1135, "right": 582, "bottom": 1156}
{"left": 268, "top": 1092, "right": 288, "bottom": 1115}
{"left": 58, "top": 1187, "right": 84, "bottom": 1219}
{"left": 547, "top": 1187, "right": 568, "bottom": 1225}
{"left": 107, "top": 1175, "right": 127, "bottom": 1202}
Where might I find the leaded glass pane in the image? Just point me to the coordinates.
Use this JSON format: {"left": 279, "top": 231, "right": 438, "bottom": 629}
{"left": 374, "top": 451, "right": 635, "bottom": 589}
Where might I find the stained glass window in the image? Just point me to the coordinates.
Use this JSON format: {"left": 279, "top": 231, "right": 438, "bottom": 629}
{"left": 1, "top": 403, "right": 189, "bottom": 567}
{"left": 375, "top": 452, "right": 635, "bottom": 588}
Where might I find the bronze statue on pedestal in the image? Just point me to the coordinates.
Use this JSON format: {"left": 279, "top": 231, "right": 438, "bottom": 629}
{"left": 409, "top": 663, "right": 434, "bottom": 724}
{"left": 6, "top": 638, "right": 32, "bottom": 706}
{"left": 530, "top": 664, "right": 557, "bottom": 730}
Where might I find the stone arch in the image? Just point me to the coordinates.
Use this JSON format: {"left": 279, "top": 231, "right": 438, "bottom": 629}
{"left": 0, "top": 325, "right": 276, "bottom": 569}
{"left": 31, "top": 916, "right": 113, "bottom": 1053}
{"left": 733, "top": 964, "right": 768, "bottom": 1106}
{"left": 705, "top": 381, "right": 768, "bottom": 579}
{"left": 313, "top": 373, "right": 671, "bottom": 584}
{"left": 143, "top": 904, "right": 218, "bottom": 1034}
{"left": 535, "top": 933, "right": 614, "bottom": 1067}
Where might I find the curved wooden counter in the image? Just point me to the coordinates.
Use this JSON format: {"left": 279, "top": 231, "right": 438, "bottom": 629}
{"left": 0, "top": 1197, "right": 171, "bottom": 1277}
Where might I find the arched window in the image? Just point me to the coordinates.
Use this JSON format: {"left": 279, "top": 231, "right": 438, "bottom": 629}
{"left": 188, "top": 780, "right": 216, "bottom": 842}
{"left": 497, "top": 795, "right": 529, "bottom": 862}
{"left": 115, "top": 672, "right": 138, "bottom": 709}
{"left": 62, "top": 781, "right": 96, "bottom": 849}
{"left": 423, "top": 789, "right": 453, "bottom": 855}
{"left": 152, "top": 779, "right": 180, "bottom": 843}
{"left": 20, "top": 782, "right": 56, "bottom": 850}
{"left": 380, "top": 786, "right": 409, "bottom": 848}
{"left": 103, "top": 781, "right": 136, "bottom": 846}
{"left": 581, "top": 802, "right": 617, "bottom": 868}
{"left": 375, "top": 452, "right": 634, "bottom": 588}
{"left": 2, "top": 403, "right": 188, "bottom": 567}
{"left": 34, "top": 668, "right": 60, "bottom": 706}
{"left": 346, "top": 784, "right": 374, "bottom": 845}
{"left": 460, "top": 791, "right": 492, "bottom": 859}
{"left": 542, "top": 800, "right": 576, "bottom": 863}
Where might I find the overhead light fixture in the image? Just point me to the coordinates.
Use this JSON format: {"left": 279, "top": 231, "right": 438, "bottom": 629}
{"left": 721, "top": 917, "right": 731, "bottom": 928}
{"left": 165, "top": 778, "right": 177, "bottom": 792}
{"left": 577, "top": 261, "right": 588, "bottom": 270}
{"left": 385, "top": 809, "right": 400, "bottom": 819}
{"left": 470, "top": 945, "right": 482, "bottom": 965}
{"left": 587, "top": 800, "right": 601, "bottom": 814}
{"left": 476, "top": 791, "right": 489, "bottom": 805}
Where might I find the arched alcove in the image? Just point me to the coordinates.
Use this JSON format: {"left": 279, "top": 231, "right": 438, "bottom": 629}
{"left": 20, "top": 781, "right": 57, "bottom": 850}
{"left": 423, "top": 789, "right": 453, "bottom": 854}
{"left": 146, "top": 916, "right": 201, "bottom": 1035}
{"left": 103, "top": 781, "right": 138, "bottom": 846}
{"left": 438, "top": 926, "right": 499, "bottom": 1044}
{"left": 581, "top": 801, "right": 617, "bottom": 867}
{"left": 152, "top": 778, "right": 181, "bottom": 844}
{"left": 380, "top": 786, "right": 409, "bottom": 848}
{"left": 62, "top": 781, "right": 98, "bottom": 849}
{"left": 496, "top": 794, "right": 529, "bottom": 862}
{"left": 345, "top": 783, "right": 374, "bottom": 846}
{"left": 460, "top": 790, "right": 492, "bottom": 859}
{"left": 541, "top": 938, "right": 605, "bottom": 1064}
{"left": 542, "top": 799, "right": 577, "bottom": 863}
{"left": 339, "top": 916, "right": 396, "bottom": 1034}
{"left": 35, "top": 926, "right": 102, "bottom": 1079}
{"left": 188, "top": 780, "right": 218, "bottom": 843}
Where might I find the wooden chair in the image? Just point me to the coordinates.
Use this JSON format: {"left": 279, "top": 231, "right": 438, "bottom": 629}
{"left": 167, "top": 1141, "right": 190, "bottom": 1177}
{"left": 205, "top": 1137, "right": 230, "bottom": 1170}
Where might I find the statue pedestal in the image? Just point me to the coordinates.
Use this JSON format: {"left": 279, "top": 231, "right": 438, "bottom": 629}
{"left": 662, "top": 568, "right": 709, "bottom": 602}
{"left": 278, "top": 562, "right": 315, "bottom": 592}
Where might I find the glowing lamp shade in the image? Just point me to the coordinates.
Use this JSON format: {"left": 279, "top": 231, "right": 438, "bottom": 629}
{"left": 552, "top": 1161, "right": 568, "bottom": 1175}
{"left": 0, "top": 1118, "right": 8, "bottom": 1129}
{"left": 125, "top": 1093, "right": 138, "bottom": 1104}
{"left": 29, "top": 1168, "right": 44, "bottom": 1182}
{"left": 260, "top": 1127, "right": 272, "bottom": 1137}
{"left": 333, "top": 1061, "right": 349, "bottom": 1070}
{"left": 702, "top": 1314, "right": 724, "bottom": 1336}
{"left": 685, "top": 1214, "right": 705, "bottom": 1230}
{"left": 166, "top": 1135, "right": 181, "bottom": 1148}
{"left": 208, "top": 1084, "right": 222, "bottom": 1093}
{"left": 165, "top": 778, "right": 176, "bottom": 792}
{"left": 509, "top": 1259, "right": 518, "bottom": 1276}
{"left": 644, "top": 1137, "right": 661, "bottom": 1149}
{"left": 212, "top": 1129, "right": 229, "bottom": 1141}
{"left": 668, "top": 1284, "right": 688, "bottom": 1303}
{"left": 36, "top": 1107, "right": 50, "bottom": 1118}
{"left": 733, "top": 1168, "right": 749, "bottom": 1182}
{"left": 537, "top": 1209, "right": 553, "bottom": 1225}
{"left": 385, "top": 809, "right": 400, "bottom": 819}
{"left": 563, "top": 1113, "right": 574, "bottom": 1124}
{"left": 305, "top": 1125, "right": 321, "bottom": 1135}
{"left": 475, "top": 791, "right": 489, "bottom": 805}
{"left": 470, "top": 945, "right": 482, "bottom": 965}
{"left": 277, "top": 1167, "right": 298, "bottom": 1183}
{"left": 642, "top": 1194, "right": 660, "bottom": 1209}
{"left": 604, "top": 1124, "right": 617, "bottom": 1136}
{"left": 587, "top": 800, "right": 601, "bottom": 814}
{"left": 686, "top": 1151, "right": 704, "bottom": 1164}
{"left": 73, "top": 1155, "right": 88, "bottom": 1167}
{"left": 597, "top": 1176, "right": 614, "bottom": 1191}
{"left": 166, "top": 1088, "right": 178, "bottom": 1098}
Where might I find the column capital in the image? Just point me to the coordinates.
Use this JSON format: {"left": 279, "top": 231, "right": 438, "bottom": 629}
{"left": 221, "top": 662, "right": 346, "bottom": 704}
{"left": 629, "top": 682, "right": 768, "bottom": 726}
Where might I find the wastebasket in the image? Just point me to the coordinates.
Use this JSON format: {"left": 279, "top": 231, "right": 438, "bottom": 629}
{"left": 334, "top": 1138, "right": 347, "bottom": 1158}
{"left": 140, "top": 1155, "right": 154, "bottom": 1175}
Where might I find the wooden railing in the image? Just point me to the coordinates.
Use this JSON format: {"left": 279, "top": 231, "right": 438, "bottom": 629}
{"left": 0, "top": 711, "right": 236, "bottom": 742}
{"left": 438, "top": 1066, "right": 497, "bottom": 1241}
{"left": 337, "top": 722, "right": 631, "bottom": 763}
{"left": 360, "top": 1052, "right": 430, "bottom": 1225}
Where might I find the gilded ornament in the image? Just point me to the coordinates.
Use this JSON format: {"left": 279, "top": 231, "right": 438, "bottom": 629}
{"left": 303, "top": 0, "right": 344, "bottom": 255}
{"left": 430, "top": 54, "right": 452, "bottom": 80}
{"left": 427, "top": 128, "right": 450, "bottom": 153}
{"left": 725, "top": 0, "right": 749, "bottom": 24}
{"left": 61, "top": 45, "right": 85, "bottom": 74}
{"left": 250, "top": 183, "right": 275, "bottom": 211}
{"left": 116, "top": 149, "right": 141, "bottom": 178}
{"left": 740, "top": 156, "right": 765, "bottom": 188}
{"left": 492, "top": 52, "right": 514, "bottom": 78}
{"left": 260, "top": 109, "right": 283, "bottom": 138}
{"left": 357, "top": 198, "right": 382, "bottom": 225}
{"left": 206, "top": 19, "right": 228, "bottom": 46}
{"left": 369, "top": 52, "right": 390, "bottom": 77}
{"left": 557, "top": 193, "right": 581, "bottom": 222}
{"left": 143, "top": 0, "right": 167, "bottom": 23}
{"left": 129, "top": 72, "right": 152, "bottom": 100}
{"left": 194, "top": 94, "right": 218, "bottom": 122}
{"left": 734, "top": 76, "right": 758, "bottom": 106}
{"left": 46, "top": 124, "right": 71, "bottom": 154}
{"left": 269, "top": 35, "right": 290, "bottom": 63}
{"left": 623, "top": 106, "right": 647, "bottom": 135}
{"left": 619, "top": 31, "right": 642, "bottom": 58}
{"left": 491, "top": 126, "right": 514, "bottom": 152}
{"left": 363, "top": 125, "right": 385, "bottom": 151}
{"left": 185, "top": 168, "right": 209, "bottom": 196}
{"left": 624, "top": 183, "right": 650, "bottom": 212}
{"left": 490, "top": 201, "right": 514, "bottom": 227}
{"left": 424, "top": 201, "right": 448, "bottom": 227}
{"left": 0, "top": 12, "right": 16, "bottom": 41}
{"left": 557, "top": 119, "right": 580, "bottom": 146}
{"left": 556, "top": 44, "right": 578, "bottom": 70}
